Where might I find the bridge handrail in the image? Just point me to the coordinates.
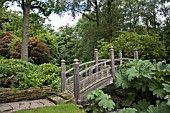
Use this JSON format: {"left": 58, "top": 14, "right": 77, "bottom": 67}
{"left": 79, "top": 59, "right": 111, "bottom": 75}
{"left": 115, "top": 58, "right": 133, "bottom": 61}
{"left": 66, "top": 59, "right": 108, "bottom": 74}
{"left": 65, "top": 57, "right": 134, "bottom": 86}
{"left": 66, "top": 58, "right": 133, "bottom": 75}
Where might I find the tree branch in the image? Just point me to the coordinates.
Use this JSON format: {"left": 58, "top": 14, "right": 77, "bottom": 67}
{"left": 87, "top": 0, "right": 95, "bottom": 7}
{"left": 73, "top": 9, "right": 96, "bottom": 22}
{"left": 30, "top": 5, "right": 48, "bottom": 16}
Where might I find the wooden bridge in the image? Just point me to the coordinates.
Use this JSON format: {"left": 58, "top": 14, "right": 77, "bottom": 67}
{"left": 60, "top": 47, "right": 139, "bottom": 103}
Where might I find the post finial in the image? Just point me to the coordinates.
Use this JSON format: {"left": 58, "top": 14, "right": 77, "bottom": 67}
{"left": 74, "top": 59, "right": 79, "bottom": 63}
{"left": 109, "top": 46, "right": 113, "bottom": 49}
{"left": 61, "top": 59, "right": 65, "bottom": 63}
{"left": 134, "top": 48, "right": 138, "bottom": 51}
{"left": 94, "top": 48, "right": 98, "bottom": 51}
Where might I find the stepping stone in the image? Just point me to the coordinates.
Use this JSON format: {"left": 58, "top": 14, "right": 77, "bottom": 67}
{"left": 0, "top": 104, "right": 13, "bottom": 112}
{"left": 28, "top": 99, "right": 55, "bottom": 109}
{"left": 47, "top": 95, "right": 65, "bottom": 104}
{"left": 38, "top": 99, "right": 55, "bottom": 106}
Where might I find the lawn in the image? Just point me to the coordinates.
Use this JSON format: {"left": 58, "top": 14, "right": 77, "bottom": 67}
{"left": 15, "top": 103, "right": 85, "bottom": 113}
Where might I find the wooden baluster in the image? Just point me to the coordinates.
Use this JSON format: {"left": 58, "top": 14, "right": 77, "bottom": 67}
{"left": 85, "top": 64, "right": 88, "bottom": 77}
{"left": 73, "top": 59, "right": 80, "bottom": 103}
{"left": 118, "top": 50, "right": 122, "bottom": 66}
{"left": 134, "top": 49, "right": 139, "bottom": 59}
{"left": 82, "top": 80, "right": 85, "bottom": 91}
{"left": 61, "top": 60, "right": 66, "bottom": 93}
{"left": 104, "top": 62, "right": 107, "bottom": 68}
{"left": 110, "top": 46, "right": 115, "bottom": 81}
{"left": 94, "top": 49, "right": 98, "bottom": 72}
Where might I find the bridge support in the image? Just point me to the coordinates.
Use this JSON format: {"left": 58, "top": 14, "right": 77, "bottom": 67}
{"left": 110, "top": 46, "right": 115, "bottom": 81}
{"left": 61, "top": 60, "right": 66, "bottom": 93}
{"left": 74, "top": 59, "right": 80, "bottom": 103}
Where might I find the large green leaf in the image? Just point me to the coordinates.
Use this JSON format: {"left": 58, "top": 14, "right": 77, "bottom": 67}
{"left": 163, "top": 83, "right": 170, "bottom": 93}
{"left": 126, "top": 67, "right": 139, "bottom": 81}
{"left": 115, "top": 70, "right": 131, "bottom": 89}
{"left": 131, "top": 99, "right": 150, "bottom": 111}
{"left": 117, "top": 108, "right": 137, "bottom": 113}
{"left": 147, "top": 102, "right": 170, "bottom": 113}
{"left": 148, "top": 81, "right": 166, "bottom": 98}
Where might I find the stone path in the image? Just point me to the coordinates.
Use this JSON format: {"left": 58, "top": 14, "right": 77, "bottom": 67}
{"left": 0, "top": 96, "right": 66, "bottom": 113}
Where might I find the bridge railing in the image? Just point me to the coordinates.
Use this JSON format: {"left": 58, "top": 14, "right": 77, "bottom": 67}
{"left": 61, "top": 46, "right": 139, "bottom": 102}
{"left": 61, "top": 59, "right": 109, "bottom": 95}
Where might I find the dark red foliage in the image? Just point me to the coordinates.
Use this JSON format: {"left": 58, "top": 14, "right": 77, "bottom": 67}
{"left": 10, "top": 37, "right": 51, "bottom": 64}
{"left": 0, "top": 32, "right": 14, "bottom": 58}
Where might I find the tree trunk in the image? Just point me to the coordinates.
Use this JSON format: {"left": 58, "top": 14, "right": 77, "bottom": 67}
{"left": 94, "top": 0, "right": 100, "bottom": 40}
{"left": 107, "top": 0, "right": 113, "bottom": 42}
{"left": 21, "top": 0, "right": 31, "bottom": 61}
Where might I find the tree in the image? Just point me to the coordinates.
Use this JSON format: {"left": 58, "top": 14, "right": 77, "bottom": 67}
{"left": 0, "top": 0, "right": 67, "bottom": 61}
{"left": 56, "top": 25, "right": 79, "bottom": 64}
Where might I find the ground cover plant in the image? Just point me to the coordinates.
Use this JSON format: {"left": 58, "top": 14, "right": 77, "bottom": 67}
{"left": 0, "top": 59, "right": 60, "bottom": 89}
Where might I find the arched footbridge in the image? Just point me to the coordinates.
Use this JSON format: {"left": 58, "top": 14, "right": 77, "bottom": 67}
{"left": 60, "top": 47, "right": 139, "bottom": 102}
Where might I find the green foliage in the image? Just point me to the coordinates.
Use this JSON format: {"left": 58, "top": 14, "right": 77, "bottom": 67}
{"left": 85, "top": 89, "right": 115, "bottom": 113}
{"left": 147, "top": 101, "right": 170, "bottom": 113}
{"left": 98, "top": 31, "right": 166, "bottom": 60}
{"left": 39, "top": 63, "right": 60, "bottom": 89}
{"left": 163, "top": 83, "right": 170, "bottom": 106}
{"left": 56, "top": 25, "right": 79, "bottom": 64}
{"left": 131, "top": 99, "right": 150, "bottom": 112}
{"left": 0, "top": 59, "right": 60, "bottom": 89}
{"left": 117, "top": 108, "right": 137, "bottom": 113}
{"left": 115, "top": 60, "right": 170, "bottom": 100}
{"left": 117, "top": 101, "right": 170, "bottom": 113}
{"left": 0, "top": 7, "right": 22, "bottom": 36}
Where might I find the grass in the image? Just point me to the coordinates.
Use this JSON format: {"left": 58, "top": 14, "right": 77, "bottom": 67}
{"left": 15, "top": 103, "right": 85, "bottom": 113}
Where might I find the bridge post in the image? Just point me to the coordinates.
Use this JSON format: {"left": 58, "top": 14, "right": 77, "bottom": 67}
{"left": 73, "top": 59, "right": 80, "bottom": 103}
{"left": 94, "top": 49, "right": 98, "bottom": 72}
{"left": 134, "top": 49, "right": 139, "bottom": 59}
{"left": 118, "top": 50, "right": 123, "bottom": 66}
{"left": 110, "top": 46, "right": 115, "bottom": 81}
{"left": 61, "top": 60, "right": 66, "bottom": 93}
{"left": 153, "top": 59, "right": 157, "bottom": 64}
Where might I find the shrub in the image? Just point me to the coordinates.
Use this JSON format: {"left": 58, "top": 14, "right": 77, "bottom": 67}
{"left": 0, "top": 59, "right": 60, "bottom": 89}
{"left": 10, "top": 37, "right": 51, "bottom": 64}
{"left": 98, "top": 31, "right": 166, "bottom": 60}
{"left": 0, "top": 32, "right": 14, "bottom": 58}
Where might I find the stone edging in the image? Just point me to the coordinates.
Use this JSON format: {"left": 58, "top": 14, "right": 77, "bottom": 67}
{"left": 0, "top": 86, "right": 58, "bottom": 103}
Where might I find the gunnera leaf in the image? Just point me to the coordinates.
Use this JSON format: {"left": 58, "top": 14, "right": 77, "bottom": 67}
{"left": 131, "top": 99, "right": 150, "bottom": 111}
{"left": 147, "top": 102, "right": 170, "bottom": 113}
{"left": 117, "top": 108, "right": 138, "bottom": 113}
